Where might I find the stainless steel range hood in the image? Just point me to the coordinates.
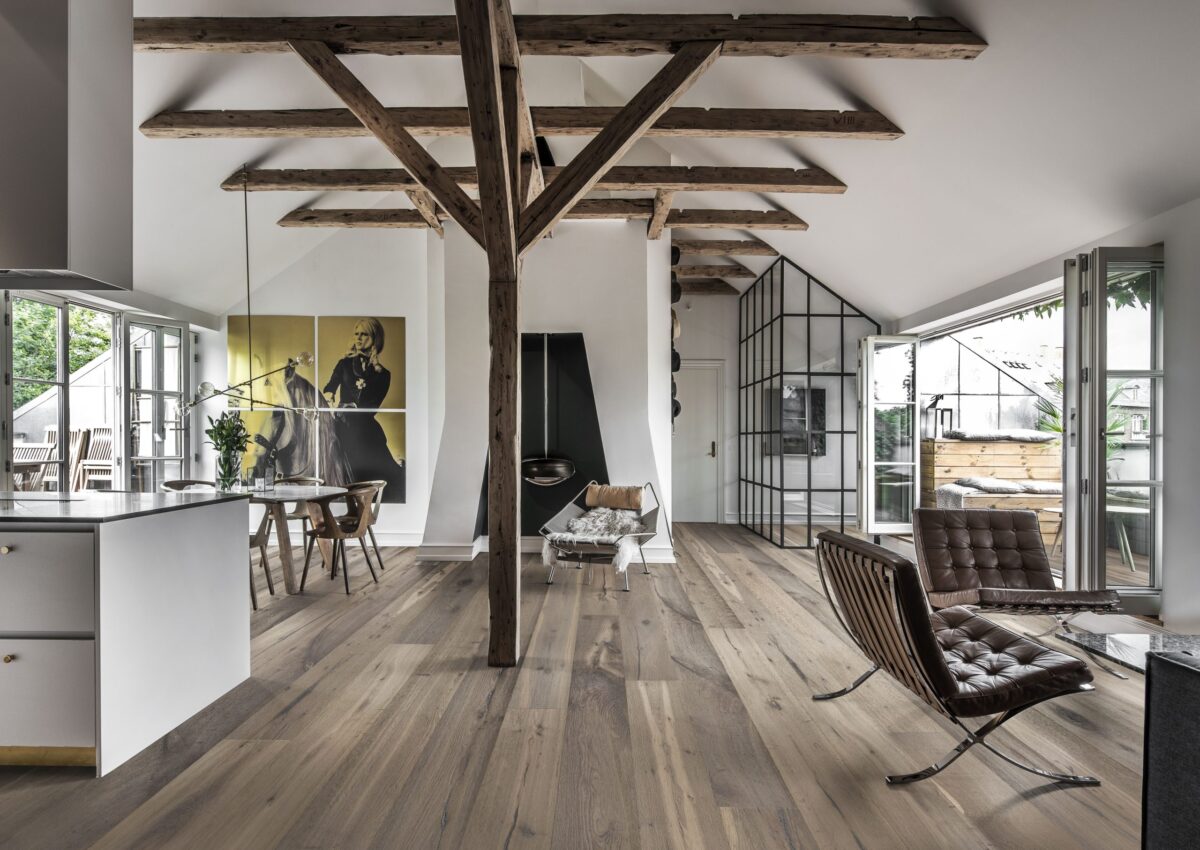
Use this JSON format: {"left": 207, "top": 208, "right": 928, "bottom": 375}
{"left": 0, "top": 0, "right": 132, "bottom": 291}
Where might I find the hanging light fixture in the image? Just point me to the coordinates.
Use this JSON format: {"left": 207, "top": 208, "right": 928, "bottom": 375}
{"left": 184, "top": 167, "right": 316, "bottom": 418}
{"left": 521, "top": 334, "right": 576, "bottom": 486}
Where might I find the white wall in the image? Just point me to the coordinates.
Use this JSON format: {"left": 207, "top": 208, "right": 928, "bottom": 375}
{"left": 420, "top": 220, "right": 675, "bottom": 561}
{"left": 896, "top": 193, "right": 1200, "bottom": 632}
{"left": 194, "top": 227, "right": 431, "bottom": 545}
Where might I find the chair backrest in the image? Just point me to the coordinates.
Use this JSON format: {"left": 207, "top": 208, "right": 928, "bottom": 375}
{"left": 816, "top": 531, "right": 957, "bottom": 717}
{"left": 278, "top": 475, "right": 323, "bottom": 486}
{"left": 912, "top": 509, "right": 1056, "bottom": 602}
{"left": 161, "top": 479, "right": 217, "bottom": 492}
{"left": 87, "top": 427, "right": 114, "bottom": 460}
{"left": 345, "top": 479, "right": 386, "bottom": 521}
{"left": 306, "top": 484, "right": 378, "bottom": 539}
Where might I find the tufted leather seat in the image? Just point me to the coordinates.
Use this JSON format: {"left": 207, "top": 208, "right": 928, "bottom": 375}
{"left": 932, "top": 606, "right": 1092, "bottom": 716}
{"left": 913, "top": 508, "right": 1120, "bottom": 614}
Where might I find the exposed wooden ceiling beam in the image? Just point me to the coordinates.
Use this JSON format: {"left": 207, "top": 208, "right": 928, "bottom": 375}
{"left": 669, "top": 209, "right": 808, "bottom": 230}
{"left": 647, "top": 190, "right": 674, "bottom": 240}
{"left": 492, "top": 0, "right": 543, "bottom": 206}
{"left": 286, "top": 39, "right": 484, "bottom": 246}
{"left": 134, "top": 15, "right": 986, "bottom": 59}
{"left": 141, "top": 107, "right": 902, "bottom": 140}
{"left": 519, "top": 40, "right": 723, "bottom": 253}
{"left": 679, "top": 279, "right": 740, "bottom": 295}
{"left": 221, "top": 165, "right": 846, "bottom": 194}
{"left": 674, "top": 263, "right": 756, "bottom": 280}
{"left": 405, "top": 190, "right": 443, "bottom": 235}
{"left": 278, "top": 202, "right": 808, "bottom": 230}
{"left": 672, "top": 238, "right": 778, "bottom": 256}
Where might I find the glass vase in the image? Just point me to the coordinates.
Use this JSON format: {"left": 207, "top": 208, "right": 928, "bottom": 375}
{"left": 216, "top": 451, "right": 243, "bottom": 491}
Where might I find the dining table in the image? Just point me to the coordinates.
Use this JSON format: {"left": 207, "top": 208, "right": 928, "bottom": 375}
{"left": 249, "top": 484, "right": 347, "bottom": 594}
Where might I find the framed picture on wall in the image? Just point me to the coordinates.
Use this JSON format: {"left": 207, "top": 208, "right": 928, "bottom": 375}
{"left": 764, "top": 384, "right": 826, "bottom": 456}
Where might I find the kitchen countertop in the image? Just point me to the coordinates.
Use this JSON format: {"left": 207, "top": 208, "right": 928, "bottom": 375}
{"left": 0, "top": 490, "right": 250, "bottom": 523}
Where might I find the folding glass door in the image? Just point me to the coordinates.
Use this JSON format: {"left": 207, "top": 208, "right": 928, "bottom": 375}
{"left": 857, "top": 336, "right": 920, "bottom": 535}
{"left": 125, "top": 321, "right": 189, "bottom": 492}
{"left": 1067, "top": 247, "right": 1163, "bottom": 612}
{"left": 0, "top": 293, "right": 118, "bottom": 492}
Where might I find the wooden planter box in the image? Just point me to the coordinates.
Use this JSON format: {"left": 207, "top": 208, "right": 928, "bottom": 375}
{"left": 920, "top": 439, "right": 1063, "bottom": 542}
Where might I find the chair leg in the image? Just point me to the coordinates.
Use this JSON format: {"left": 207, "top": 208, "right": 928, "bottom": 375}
{"left": 639, "top": 546, "right": 650, "bottom": 576}
{"left": 1025, "top": 613, "right": 1071, "bottom": 639}
{"left": 249, "top": 559, "right": 258, "bottom": 611}
{"left": 622, "top": 566, "right": 630, "bottom": 592}
{"left": 369, "top": 527, "right": 384, "bottom": 570}
{"left": 812, "top": 665, "right": 879, "bottom": 701}
{"left": 884, "top": 695, "right": 1101, "bottom": 787}
{"left": 341, "top": 540, "right": 351, "bottom": 595}
{"left": 359, "top": 537, "right": 379, "bottom": 583}
{"left": 259, "top": 544, "right": 275, "bottom": 596}
{"left": 300, "top": 535, "right": 315, "bottom": 592}
{"left": 546, "top": 558, "right": 557, "bottom": 585}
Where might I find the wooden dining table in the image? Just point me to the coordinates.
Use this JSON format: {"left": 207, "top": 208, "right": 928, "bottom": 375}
{"left": 250, "top": 484, "right": 347, "bottom": 594}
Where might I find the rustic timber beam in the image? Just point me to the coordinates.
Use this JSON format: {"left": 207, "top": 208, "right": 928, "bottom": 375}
{"left": 493, "top": 0, "right": 543, "bottom": 206}
{"left": 133, "top": 15, "right": 987, "bottom": 59}
{"left": 142, "top": 107, "right": 902, "bottom": 140}
{"left": 672, "top": 238, "right": 778, "bottom": 256}
{"left": 647, "top": 190, "right": 674, "bottom": 240}
{"left": 456, "top": 0, "right": 522, "bottom": 668}
{"left": 406, "top": 190, "right": 443, "bottom": 235}
{"left": 519, "top": 40, "right": 723, "bottom": 253}
{"left": 287, "top": 39, "right": 485, "bottom": 247}
{"left": 674, "top": 263, "right": 756, "bottom": 279}
{"left": 679, "top": 279, "right": 740, "bottom": 295}
{"left": 278, "top": 203, "right": 808, "bottom": 230}
{"left": 221, "top": 165, "right": 846, "bottom": 194}
{"left": 668, "top": 209, "right": 807, "bottom": 230}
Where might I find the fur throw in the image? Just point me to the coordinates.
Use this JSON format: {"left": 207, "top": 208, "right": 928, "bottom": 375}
{"left": 543, "top": 507, "right": 646, "bottom": 573}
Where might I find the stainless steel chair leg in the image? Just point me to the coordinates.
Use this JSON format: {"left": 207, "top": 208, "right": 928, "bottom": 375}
{"left": 639, "top": 546, "right": 650, "bottom": 576}
{"left": 546, "top": 559, "right": 557, "bottom": 585}
{"left": 812, "top": 665, "right": 879, "bottom": 701}
{"left": 885, "top": 735, "right": 979, "bottom": 785}
{"left": 978, "top": 739, "right": 1101, "bottom": 785}
{"left": 622, "top": 567, "right": 630, "bottom": 592}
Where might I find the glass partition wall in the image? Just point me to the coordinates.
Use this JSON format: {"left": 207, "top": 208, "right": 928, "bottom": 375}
{"left": 738, "top": 257, "right": 880, "bottom": 548}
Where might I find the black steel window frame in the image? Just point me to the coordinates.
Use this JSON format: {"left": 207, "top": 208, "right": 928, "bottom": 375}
{"left": 738, "top": 257, "right": 880, "bottom": 548}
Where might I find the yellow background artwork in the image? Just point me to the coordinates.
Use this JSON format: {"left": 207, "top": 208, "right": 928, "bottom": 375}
{"left": 317, "top": 316, "right": 406, "bottom": 410}
{"left": 227, "top": 315, "right": 315, "bottom": 408}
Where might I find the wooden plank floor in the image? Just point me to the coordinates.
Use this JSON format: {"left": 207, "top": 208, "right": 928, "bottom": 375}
{"left": 0, "top": 525, "right": 1143, "bottom": 849}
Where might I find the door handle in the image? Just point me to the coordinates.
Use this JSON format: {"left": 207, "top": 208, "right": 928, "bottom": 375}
{"left": 709, "top": 441, "right": 717, "bottom": 458}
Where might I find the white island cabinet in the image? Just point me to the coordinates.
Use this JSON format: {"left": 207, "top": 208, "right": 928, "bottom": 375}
{"left": 0, "top": 491, "right": 250, "bottom": 776}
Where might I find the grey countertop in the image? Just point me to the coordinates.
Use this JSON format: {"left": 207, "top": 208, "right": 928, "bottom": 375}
{"left": 0, "top": 490, "right": 250, "bottom": 523}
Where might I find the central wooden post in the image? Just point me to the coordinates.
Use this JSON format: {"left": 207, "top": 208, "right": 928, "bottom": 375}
{"left": 487, "top": 272, "right": 520, "bottom": 666}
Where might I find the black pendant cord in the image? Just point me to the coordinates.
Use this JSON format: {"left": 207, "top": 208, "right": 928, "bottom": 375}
{"left": 243, "top": 165, "right": 254, "bottom": 411}
{"left": 543, "top": 333, "right": 549, "bottom": 456}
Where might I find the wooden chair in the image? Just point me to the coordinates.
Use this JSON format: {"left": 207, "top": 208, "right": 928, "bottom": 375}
{"left": 40, "top": 427, "right": 90, "bottom": 492}
{"left": 162, "top": 480, "right": 273, "bottom": 610}
{"left": 78, "top": 426, "right": 114, "bottom": 490}
{"left": 300, "top": 484, "right": 381, "bottom": 596}
{"left": 264, "top": 476, "right": 324, "bottom": 565}
{"left": 343, "top": 479, "right": 387, "bottom": 568}
{"left": 12, "top": 442, "right": 55, "bottom": 491}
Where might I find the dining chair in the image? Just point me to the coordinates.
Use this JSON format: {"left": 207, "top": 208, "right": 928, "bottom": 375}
{"left": 162, "top": 479, "right": 273, "bottom": 610}
{"left": 300, "top": 483, "right": 381, "bottom": 596}
{"left": 344, "top": 479, "right": 387, "bottom": 569}
{"left": 264, "top": 475, "right": 324, "bottom": 563}
{"left": 78, "top": 426, "right": 114, "bottom": 490}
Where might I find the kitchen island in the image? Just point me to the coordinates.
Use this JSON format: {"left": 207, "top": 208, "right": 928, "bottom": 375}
{"left": 0, "top": 490, "right": 250, "bottom": 776}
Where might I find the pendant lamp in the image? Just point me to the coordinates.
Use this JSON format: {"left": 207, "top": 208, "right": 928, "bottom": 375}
{"left": 521, "top": 334, "right": 576, "bottom": 486}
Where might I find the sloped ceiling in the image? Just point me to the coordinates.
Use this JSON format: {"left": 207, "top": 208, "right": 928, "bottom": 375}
{"left": 133, "top": 0, "right": 1200, "bottom": 321}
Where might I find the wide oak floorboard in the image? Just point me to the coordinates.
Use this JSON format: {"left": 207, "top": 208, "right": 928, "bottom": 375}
{"left": 0, "top": 525, "right": 1141, "bottom": 849}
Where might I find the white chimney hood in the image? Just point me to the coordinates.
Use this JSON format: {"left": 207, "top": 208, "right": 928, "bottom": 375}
{"left": 0, "top": 0, "right": 132, "bottom": 291}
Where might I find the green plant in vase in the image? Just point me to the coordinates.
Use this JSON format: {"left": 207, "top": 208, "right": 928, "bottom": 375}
{"left": 204, "top": 411, "right": 251, "bottom": 490}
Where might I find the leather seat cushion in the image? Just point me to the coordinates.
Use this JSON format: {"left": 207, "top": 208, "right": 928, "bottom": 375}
{"left": 914, "top": 509, "right": 1057, "bottom": 593}
{"left": 978, "top": 587, "right": 1121, "bottom": 609}
{"left": 932, "top": 606, "right": 1094, "bottom": 717}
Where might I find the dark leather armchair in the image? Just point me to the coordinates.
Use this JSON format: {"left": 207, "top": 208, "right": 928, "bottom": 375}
{"left": 814, "top": 530, "right": 1100, "bottom": 786}
{"left": 912, "top": 508, "right": 1120, "bottom": 613}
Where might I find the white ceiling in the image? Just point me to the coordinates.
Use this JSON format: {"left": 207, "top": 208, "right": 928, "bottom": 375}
{"left": 133, "top": 0, "right": 1200, "bottom": 321}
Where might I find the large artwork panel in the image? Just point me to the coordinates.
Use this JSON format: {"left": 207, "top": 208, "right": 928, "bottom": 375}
{"left": 317, "top": 316, "right": 406, "bottom": 410}
{"left": 319, "top": 411, "right": 406, "bottom": 503}
{"left": 238, "top": 409, "right": 318, "bottom": 483}
{"left": 227, "top": 315, "right": 315, "bottom": 408}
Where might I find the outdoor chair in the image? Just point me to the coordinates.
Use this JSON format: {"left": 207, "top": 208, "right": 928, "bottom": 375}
{"left": 78, "top": 426, "right": 114, "bottom": 489}
{"left": 814, "top": 530, "right": 1100, "bottom": 787}
{"left": 540, "top": 481, "right": 670, "bottom": 591}
{"left": 912, "top": 508, "right": 1127, "bottom": 678}
{"left": 12, "top": 442, "right": 55, "bottom": 491}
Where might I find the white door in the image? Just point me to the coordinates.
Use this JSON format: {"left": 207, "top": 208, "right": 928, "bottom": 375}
{"left": 858, "top": 336, "right": 920, "bottom": 535}
{"left": 673, "top": 361, "right": 722, "bottom": 522}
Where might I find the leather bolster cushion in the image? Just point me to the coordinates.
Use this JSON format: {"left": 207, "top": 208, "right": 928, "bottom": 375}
{"left": 585, "top": 484, "right": 643, "bottom": 511}
{"left": 927, "top": 588, "right": 982, "bottom": 609}
{"left": 978, "top": 588, "right": 1121, "bottom": 609}
{"left": 931, "top": 606, "right": 1094, "bottom": 717}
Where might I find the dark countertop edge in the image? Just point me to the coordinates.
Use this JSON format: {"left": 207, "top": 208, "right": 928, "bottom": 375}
{"left": 0, "top": 492, "right": 251, "bottom": 524}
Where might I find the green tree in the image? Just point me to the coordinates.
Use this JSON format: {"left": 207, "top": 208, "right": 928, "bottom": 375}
{"left": 12, "top": 300, "right": 112, "bottom": 408}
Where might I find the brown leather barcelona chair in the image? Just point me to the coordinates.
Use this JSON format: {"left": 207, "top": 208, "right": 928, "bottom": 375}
{"left": 912, "top": 508, "right": 1126, "bottom": 678}
{"left": 814, "top": 531, "right": 1099, "bottom": 786}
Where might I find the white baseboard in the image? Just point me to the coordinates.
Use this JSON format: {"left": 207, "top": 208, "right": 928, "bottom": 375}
{"left": 268, "top": 530, "right": 423, "bottom": 549}
{"left": 418, "top": 536, "right": 677, "bottom": 564}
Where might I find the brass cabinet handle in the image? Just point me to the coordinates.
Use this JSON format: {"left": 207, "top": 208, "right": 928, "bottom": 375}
{"left": 2, "top": 654, "right": 15, "bottom": 664}
{"left": 0, "top": 546, "right": 10, "bottom": 555}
